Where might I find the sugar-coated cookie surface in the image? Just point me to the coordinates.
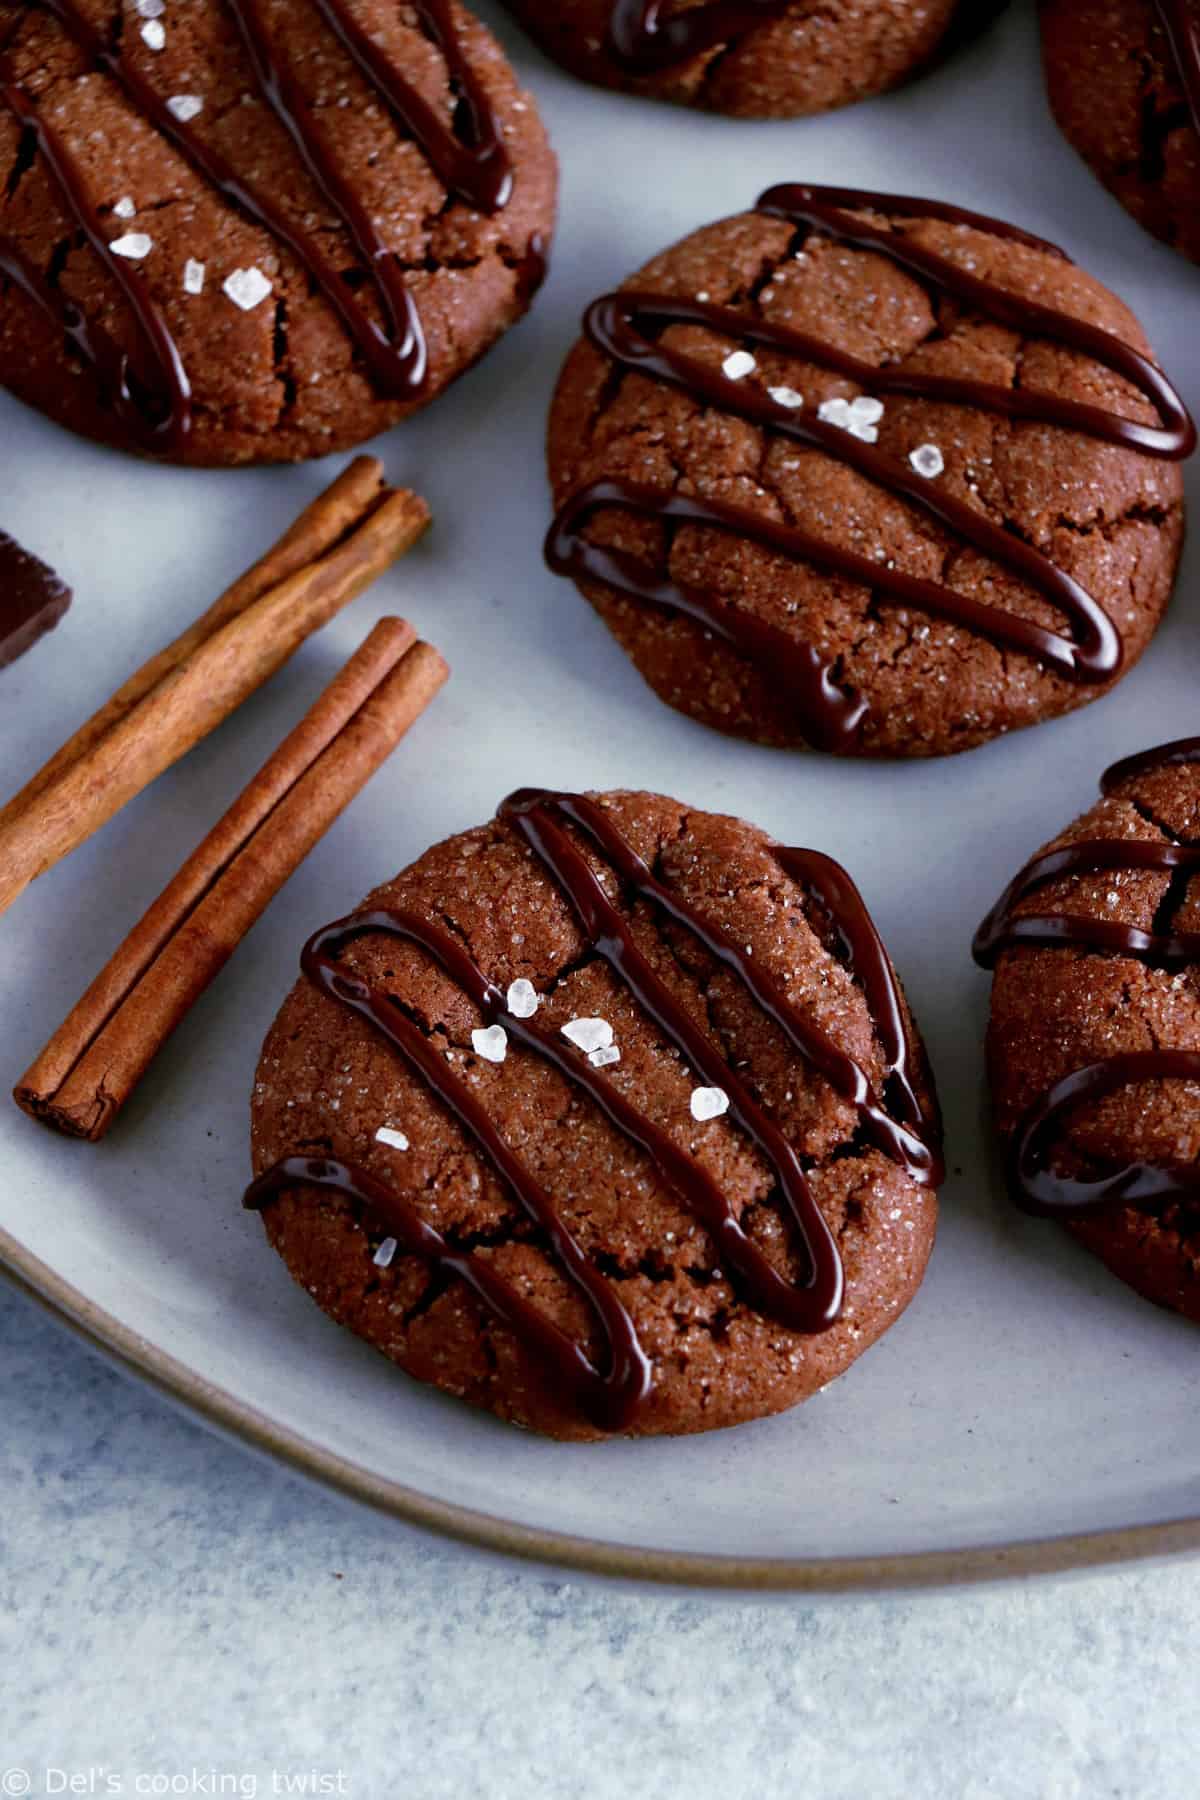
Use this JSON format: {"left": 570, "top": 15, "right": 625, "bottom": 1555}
{"left": 502, "top": 0, "right": 990, "bottom": 118}
{"left": 249, "top": 790, "right": 941, "bottom": 1440}
{"left": 1041, "top": 0, "right": 1200, "bottom": 266}
{"left": 0, "top": 0, "right": 556, "bottom": 465}
{"left": 545, "top": 189, "right": 1190, "bottom": 758}
{"left": 978, "top": 740, "right": 1200, "bottom": 1325}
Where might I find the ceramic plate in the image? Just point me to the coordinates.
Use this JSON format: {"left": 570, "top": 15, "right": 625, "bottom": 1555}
{"left": 4, "top": 3, "right": 1200, "bottom": 1591}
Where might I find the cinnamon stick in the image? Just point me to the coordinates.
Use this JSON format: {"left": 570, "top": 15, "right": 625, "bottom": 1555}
{"left": 0, "top": 461, "right": 429, "bottom": 917}
{"left": 15, "top": 618, "right": 448, "bottom": 1141}
{"left": 0, "top": 455, "right": 388, "bottom": 831}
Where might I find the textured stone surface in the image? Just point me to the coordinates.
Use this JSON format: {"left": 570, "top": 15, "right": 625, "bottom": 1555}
{"left": 2, "top": 1282, "right": 1199, "bottom": 1798}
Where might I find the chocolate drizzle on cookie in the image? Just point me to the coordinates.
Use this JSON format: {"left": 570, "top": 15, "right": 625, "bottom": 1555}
{"left": 974, "top": 736, "right": 1200, "bottom": 1217}
{"left": 0, "top": 0, "right": 516, "bottom": 447}
{"left": 547, "top": 184, "right": 1194, "bottom": 753}
{"left": 0, "top": 78, "right": 191, "bottom": 446}
{"left": 1152, "top": 0, "right": 1200, "bottom": 140}
{"left": 247, "top": 789, "right": 941, "bottom": 1431}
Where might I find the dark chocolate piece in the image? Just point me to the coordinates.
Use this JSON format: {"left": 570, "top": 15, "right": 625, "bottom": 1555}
{"left": 0, "top": 529, "right": 70, "bottom": 668}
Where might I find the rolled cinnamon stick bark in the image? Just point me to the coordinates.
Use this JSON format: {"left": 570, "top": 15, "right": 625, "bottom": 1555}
{"left": 15, "top": 619, "right": 448, "bottom": 1141}
{"left": 0, "top": 455, "right": 388, "bottom": 830}
{"left": 0, "top": 466, "right": 429, "bottom": 918}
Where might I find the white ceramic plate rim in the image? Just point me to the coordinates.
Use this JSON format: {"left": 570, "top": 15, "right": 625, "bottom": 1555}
{"left": 6, "top": 1219, "right": 1200, "bottom": 1592}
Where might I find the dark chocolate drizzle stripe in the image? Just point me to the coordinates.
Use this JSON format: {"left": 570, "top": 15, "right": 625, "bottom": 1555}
{"left": 246, "top": 1152, "right": 651, "bottom": 1429}
{"left": 549, "top": 183, "right": 1193, "bottom": 752}
{"left": 973, "top": 838, "right": 1200, "bottom": 967}
{"left": 248, "top": 790, "right": 941, "bottom": 1430}
{"left": 222, "top": 0, "right": 426, "bottom": 395}
{"left": 0, "top": 80, "right": 191, "bottom": 446}
{"left": 758, "top": 185, "right": 1193, "bottom": 459}
{"left": 1153, "top": 0, "right": 1200, "bottom": 140}
{"left": 0, "top": 0, "right": 515, "bottom": 441}
{"left": 312, "top": 0, "right": 512, "bottom": 211}
{"left": 973, "top": 737, "right": 1200, "bottom": 1217}
{"left": 512, "top": 789, "right": 938, "bottom": 1177}
{"left": 1009, "top": 1052, "right": 1200, "bottom": 1218}
{"left": 1103, "top": 733, "right": 1200, "bottom": 792}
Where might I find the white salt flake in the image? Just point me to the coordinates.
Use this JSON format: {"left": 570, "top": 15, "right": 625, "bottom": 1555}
{"left": 850, "top": 395, "right": 884, "bottom": 426}
{"left": 721, "top": 349, "right": 756, "bottom": 381}
{"left": 589, "top": 1044, "right": 621, "bottom": 1069}
{"left": 373, "top": 1237, "right": 398, "bottom": 1269}
{"left": 167, "top": 94, "right": 204, "bottom": 123}
{"left": 113, "top": 196, "right": 136, "bottom": 219}
{"left": 768, "top": 385, "right": 804, "bottom": 409}
{"left": 375, "top": 1126, "right": 409, "bottom": 1152}
{"left": 109, "top": 232, "right": 153, "bottom": 260}
{"left": 690, "top": 1086, "right": 730, "bottom": 1122}
{"left": 471, "top": 1024, "right": 508, "bottom": 1064}
{"left": 223, "top": 266, "right": 273, "bottom": 311}
{"left": 562, "top": 1017, "right": 614, "bottom": 1054}
{"left": 136, "top": 0, "right": 165, "bottom": 16}
{"left": 183, "top": 258, "right": 206, "bottom": 295}
{"left": 141, "top": 18, "right": 165, "bottom": 50}
{"left": 819, "top": 393, "right": 882, "bottom": 442}
{"left": 818, "top": 396, "right": 853, "bottom": 428}
{"left": 910, "top": 442, "right": 945, "bottom": 479}
{"left": 506, "top": 977, "right": 539, "bottom": 1019}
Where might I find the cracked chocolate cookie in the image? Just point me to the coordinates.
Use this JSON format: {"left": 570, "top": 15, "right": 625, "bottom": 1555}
{"left": 247, "top": 788, "right": 942, "bottom": 1440}
{"left": 0, "top": 0, "right": 555, "bottom": 465}
{"left": 975, "top": 737, "right": 1200, "bottom": 1325}
{"left": 501, "top": 0, "right": 1004, "bottom": 119}
{"left": 1041, "top": 0, "right": 1200, "bottom": 266}
{"left": 545, "top": 185, "right": 1192, "bottom": 759}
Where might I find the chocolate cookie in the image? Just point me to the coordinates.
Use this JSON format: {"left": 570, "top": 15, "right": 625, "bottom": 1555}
{"left": 545, "top": 185, "right": 1192, "bottom": 758}
{"left": 975, "top": 738, "right": 1200, "bottom": 1324}
{"left": 0, "top": 0, "right": 555, "bottom": 465}
{"left": 1041, "top": 0, "right": 1200, "bottom": 265}
{"left": 501, "top": 0, "right": 1005, "bottom": 119}
{"left": 247, "top": 788, "right": 942, "bottom": 1440}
